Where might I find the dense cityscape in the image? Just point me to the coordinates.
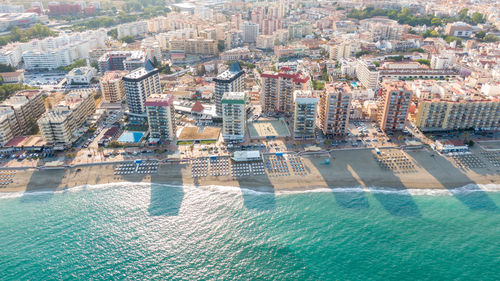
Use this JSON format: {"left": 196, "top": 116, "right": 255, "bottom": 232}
{"left": 0, "top": 0, "right": 499, "bottom": 279}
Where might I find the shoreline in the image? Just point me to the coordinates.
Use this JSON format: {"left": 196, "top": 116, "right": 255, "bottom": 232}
{"left": 1, "top": 148, "right": 500, "bottom": 195}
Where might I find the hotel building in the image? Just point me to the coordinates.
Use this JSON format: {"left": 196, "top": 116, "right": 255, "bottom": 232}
{"left": 416, "top": 98, "right": 500, "bottom": 132}
{"left": 318, "top": 83, "right": 352, "bottom": 137}
{"left": 260, "top": 67, "right": 309, "bottom": 114}
{"left": 293, "top": 90, "right": 318, "bottom": 140}
{"left": 100, "top": 71, "right": 128, "bottom": 103}
{"left": 38, "top": 91, "right": 95, "bottom": 149}
{"left": 0, "top": 90, "right": 45, "bottom": 145}
{"left": 213, "top": 62, "right": 244, "bottom": 116}
{"left": 378, "top": 81, "right": 411, "bottom": 131}
{"left": 221, "top": 92, "right": 246, "bottom": 142}
{"left": 123, "top": 62, "right": 161, "bottom": 119}
{"left": 356, "top": 60, "right": 380, "bottom": 90}
{"left": 145, "top": 94, "right": 176, "bottom": 142}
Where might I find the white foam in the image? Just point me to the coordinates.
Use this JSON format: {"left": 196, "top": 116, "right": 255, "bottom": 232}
{"left": 1, "top": 182, "right": 500, "bottom": 199}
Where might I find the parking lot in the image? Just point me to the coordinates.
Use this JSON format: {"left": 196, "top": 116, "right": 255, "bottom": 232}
{"left": 346, "top": 121, "right": 389, "bottom": 147}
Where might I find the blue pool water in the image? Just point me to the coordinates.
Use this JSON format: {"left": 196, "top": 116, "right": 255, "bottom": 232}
{"left": 118, "top": 131, "right": 145, "bottom": 143}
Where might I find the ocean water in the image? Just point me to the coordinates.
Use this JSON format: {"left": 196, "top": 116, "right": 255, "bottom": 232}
{"left": 1, "top": 183, "right": 500, "bottom": 281}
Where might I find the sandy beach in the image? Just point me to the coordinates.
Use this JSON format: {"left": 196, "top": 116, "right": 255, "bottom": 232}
{"left": 1, "top": 147, "right": 499, "bottom": 194}
{"left": 0, "top": 149, "right": 500, "bottom": 195}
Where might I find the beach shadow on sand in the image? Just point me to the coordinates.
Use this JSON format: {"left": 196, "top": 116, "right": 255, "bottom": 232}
{"left": 190, "top": 156, "right": 276, "bottom": 212}
{"left": 147, "top": 163, "right": 185, "bottom": 216}
{"left": 20, "top": 168, "right": 66, "bottom": 203}
{"left": 409, "top": 150, "right": 499, "bottom": 212}
{"left": 308, "top": 153, "right": 370, "bottom": 211}
{"left": 236, "top": 162, "right": 276, "bottom": 212}
{"left": 310, "top": 150, "right": 422, "bottom": 217}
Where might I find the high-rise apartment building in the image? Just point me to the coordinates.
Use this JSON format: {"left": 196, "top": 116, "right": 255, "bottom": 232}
{"left": 38, "top": 91, "right": 96, "bottom": 149}
{"left": 356, "top": 60, "right": 380, "bottom": 90}
{"left": 378, "top": 81, "right": 411, "bottom": 131}
{"left": 318, "top": 83, "right": 352, "bottom": 137}
{"left": 221, "top": 92, "right": 246, "bottom": 142}
{"left": 0, "top": 90, "right": 45, "bottom": 145}
{"left": 241, "top": 22, "right": 259, "bottom": 43}
{"left": 145, "top": 94, "right": 176, "bottom": 142}
{"left": 213, "top": 62, "right": 244, "bottom": 116}
{"left": 123, "top": 62, "right": 161, "bottom": 119}
{"left": 416, "top": 98, "right": 500, "bottom": 132}
{"left": 260, "top": 67, "right": 309, "bottom": 114}
{"left": 293, "top": 90, "right": 318, "bottom": 140}
{"left": 100, "top": 71, "right": 128, "bottom": 103}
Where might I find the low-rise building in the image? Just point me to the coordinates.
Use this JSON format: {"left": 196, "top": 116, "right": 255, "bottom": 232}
{"left": 445, "top": 22, "right": 472, "bottom": 38}
{"left": 0, "top": 70, "right": 24, "bottom": 84}
{"left": 66, "top": 67, "right": 96, "bottom": 85}
{"left": 220, "top": 47, "right": 251, "bottom": 61}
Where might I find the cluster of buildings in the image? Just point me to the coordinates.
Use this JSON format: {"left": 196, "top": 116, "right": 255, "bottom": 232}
{"left": 47, "top": 1, "right": 101, "bottom": 16}
{"left": 1, "top": 0, "right": 500, "bottom": 155}
{"left": 0, "top": 90, "right": 45, "bottom": 146}
{"left": 37, "top": 91, "right": 96, "bottom": 149}
{"left": 0, "top": 29, "right": 107, "bottom": 69}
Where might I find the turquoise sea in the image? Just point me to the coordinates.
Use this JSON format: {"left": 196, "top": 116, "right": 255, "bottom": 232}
{"left": 1, "top": 183, "right": 500, "bottom": 280}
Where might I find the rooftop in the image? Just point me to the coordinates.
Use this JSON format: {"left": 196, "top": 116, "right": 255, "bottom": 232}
{"left": 222, "top": 91, "right": 246, "bottom": 103}
{"left": 145, "top": 94, "right": 174, "bottom": 107}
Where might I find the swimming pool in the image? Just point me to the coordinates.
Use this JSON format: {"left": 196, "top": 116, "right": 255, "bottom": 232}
{"left": 118, "top": 131, "right": 145, "bottom": 143}
{"left": 351, "top": 82, "right": 358, "bottom": 87}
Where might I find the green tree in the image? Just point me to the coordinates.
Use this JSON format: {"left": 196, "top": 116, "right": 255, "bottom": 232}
{"left": 355, "top": 51, "right": 370, "bottom": 58}
{"left": 217, "top": 40, "right": 225, "bottom": 52}
{"left": 444, "top": 35, "right": 462, "bottom": 46}
{"left": 0, "top": 84, "right": 36, "bottom": 102}
{"left": 120, "top": 36, "right": 135, "bottom": 43}
{"left": 312, "top": 80, "right": 324, "bottom": 90}
{"left": 58, "top": 59, "right": 87, "bottom": 71}
{"left": 0, "top": 63, "right": 15, "bottom": 73}
{"left": 9, "top": 27, "right": 22, "bottom": 42}
{"left": 471, "top": 12, "right": 484, "bottom": 24}
{"left": 475, "top": 31, "right": 486, "bottom": 40}
{"left": 431, "top": 17, "right": 442, "bottom": 26}
{"left": 483, "top": 34, "right": 500, "bottom": 42}
{"left": 416, "top": 59, "right": 430, "bottom": 66}
{"left": 107, "top": 28, "right": 118, "bottom": 39}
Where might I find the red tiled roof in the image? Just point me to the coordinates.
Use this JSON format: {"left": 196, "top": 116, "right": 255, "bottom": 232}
{"left": 191, "top": 100, "right": 204, "bottom": 113}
